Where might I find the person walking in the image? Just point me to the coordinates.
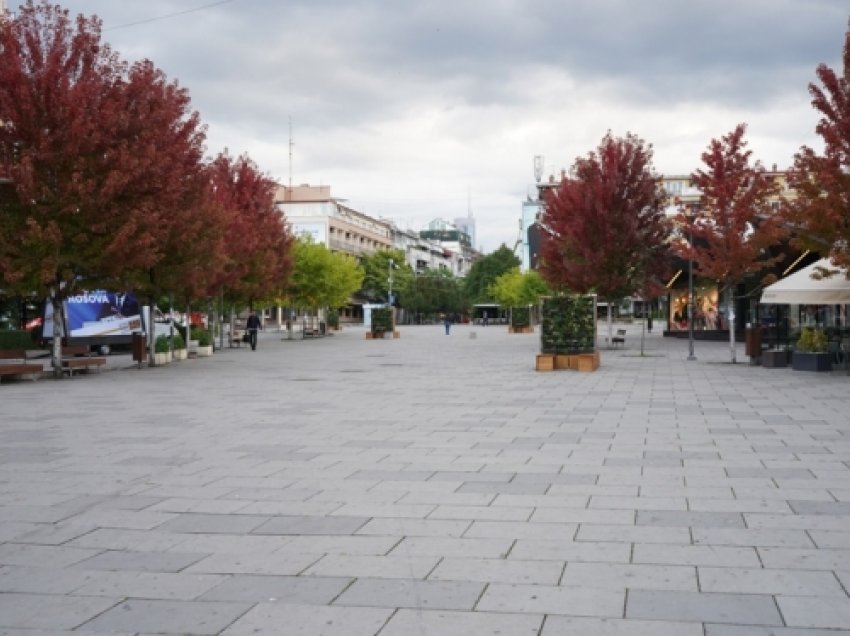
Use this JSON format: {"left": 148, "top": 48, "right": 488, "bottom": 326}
{"left": 246, "top": 310, "right": 262, "bottom": 350}
{"left": 444, "top": 313, "right": 452, "bottom": 335}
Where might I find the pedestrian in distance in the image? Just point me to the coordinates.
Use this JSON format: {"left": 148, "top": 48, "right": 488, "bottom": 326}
{"left": 246, "top": 310, "right": 262, "bottom": 350}
{"left": 444, "top": 313, "right": 452, "bottom": 335}
{"left": 483, "top": 310, "right": 489, "bottom": 326}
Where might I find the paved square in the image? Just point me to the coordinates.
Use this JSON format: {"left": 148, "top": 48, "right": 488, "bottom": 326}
{"left": 1, "top": 323, "right": 849, "bottom": 633}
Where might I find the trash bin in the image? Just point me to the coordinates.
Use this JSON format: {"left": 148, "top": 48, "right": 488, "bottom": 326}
{"left": 745, "top": 325, "right": 762, "bottom": 360}
{"left": 319, "top": 321, "right": 326, "bottom": 336}
{"left": 131, "top": 333, "right": 146, "bottom": 362}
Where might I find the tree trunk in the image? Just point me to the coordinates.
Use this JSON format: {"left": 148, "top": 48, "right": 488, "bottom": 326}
{"left": 727, "top": 286, "right": 737, "bottom": 364}
{"left": 50, "top": 291, "right": 64, "bottom": 379}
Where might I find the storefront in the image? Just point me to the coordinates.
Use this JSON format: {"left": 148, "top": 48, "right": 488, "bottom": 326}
{"left": 668, "top": 281, "right": 722, "bottom": 333}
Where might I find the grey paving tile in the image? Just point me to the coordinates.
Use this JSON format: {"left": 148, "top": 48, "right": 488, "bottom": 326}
{"left": 543, "top": 616, "right": 704, "bottom": 635}
{"left": 70, "top": 570, "right": 228, "bottom": 600}
{"left": 251, "top": 515, "right": 369, "bottom": 535}
{"left": 636, "top": 510, "right": 745, "bottom": 528}
{"left": 627, "top": 589, "right": 783, "bottom": 625}
{"left": 71, "top": 550, "right": 207, "bottom": 573}
{"left": 706, "top": 626, "right": 850, "bottom": 636}
{"left": 185, "top": 551, "right": 320, "bottom": 575}
{"left": 428, "top": 557, "right": 563, "bottom": 585}
{"left": 222, "top": 603, "right": 392, "bottom": 635}
{"left": 478, "top": 583, "right": 623, "bottom": 617}
{"left": 778, "top": 596, "right": 850, "bottom": 629}
{"left": 334, "top": 577, "right": 484, "bottom": 610}
{"left": 379, "top": 608, "right": 543, "bottom": 635}
{"left": 560, "top": 562, "right": 698, "bottom": 591}
{"left": 698, "top": 566, "right": 845, "bottom": 597}
{"left": 633, "top": 545, "right": 761, "bottom": 567}
{"left": 199, "top": 574, "right": 352, "bottom": 603}
{"left": 0, "top": 543, "right": 101, "bottom": 568}
{"left": 0, "top": 593, "right": 121, "bottom": 630}
{"left": 155, "top": 513, "right": 269, "bottom": 534}
{"left": 303, "top": 554, "right": 440, "bottom": 579}
{"left": 354, "top": 518, "right": 471, "bottom": 537}
{"left": 79, "top": 598, "right": 251, "bottom": 634}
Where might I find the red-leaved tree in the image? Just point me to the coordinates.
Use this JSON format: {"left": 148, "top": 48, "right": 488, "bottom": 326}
{"left": 783, "top": 19, "right": 850, "bottom": 275}
{"left": 678, "top": 124, "right": 786, "bottom": 363}
{"left": 207, "top": 152, "right": 294, "bottom": 310}
{"left": 0, "top": 1, "right": 207, "bottom": 375}
{"left": 539, "top": 131, "right": 671, "bottom": 344}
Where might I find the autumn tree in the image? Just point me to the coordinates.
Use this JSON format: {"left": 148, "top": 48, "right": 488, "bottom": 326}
{"left": 783, "top": 19, "right": 850, "bottom": 274}
{"left": 679, "top": 124, "right": 786, "bottom": 363}
{"left": 539, "top": 132, "right": 670, "bottom": 344}
{"left": 207, "top": 151, "right": 294, "bottom": 310}
{"left": 0, "top": 1, "right": 208, "bottom": 375}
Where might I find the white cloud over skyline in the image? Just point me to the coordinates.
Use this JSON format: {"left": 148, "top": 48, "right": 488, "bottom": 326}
{"left": 47, "top": 0, "right": 850, "bottom": 251}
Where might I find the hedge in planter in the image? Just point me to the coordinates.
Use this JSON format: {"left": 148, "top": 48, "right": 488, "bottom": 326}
{"left": 371, "top": 308, "right": 393, "bottom": 335}
{"left": 540, "top": 295, "right": 595, "bottom": 354}
{"left": 510, "top": 307, "right": 530, "bottom": 329}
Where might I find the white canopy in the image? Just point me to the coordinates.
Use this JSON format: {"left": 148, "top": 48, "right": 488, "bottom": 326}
{"left": 760, "top": 258, "right": 850, "bottom": 304}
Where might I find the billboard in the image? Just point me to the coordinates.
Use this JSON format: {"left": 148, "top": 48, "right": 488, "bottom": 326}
{"left": 43, "top": 290, "right": 143, "bottom": 339}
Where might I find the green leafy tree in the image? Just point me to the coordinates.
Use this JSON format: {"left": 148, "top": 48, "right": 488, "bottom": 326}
{"left": 359, "top": 249, "right": 413, "bottom": 303}
{"left": 288, "top": 237, "right": 364, "bottom": 312}
{"left": 402, "top": 269, "right": 464, "bottom": 321}
{"left": 463, "top": 244, "right": 520, "bottom": 304}
{"left": 489, "top": 268, "right": 550, "bottom": 308}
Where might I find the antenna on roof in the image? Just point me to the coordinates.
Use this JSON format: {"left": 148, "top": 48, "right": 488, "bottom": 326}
{"left": 288, "top": 116, "right": 293, "bottom": 189}
{"left": 534, "top": 155, "right": 544, "bottom": 183}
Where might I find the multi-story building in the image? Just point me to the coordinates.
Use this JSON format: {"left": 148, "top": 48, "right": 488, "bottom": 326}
{"left": 276, "top": 184, "right": 393, "bottom": 256}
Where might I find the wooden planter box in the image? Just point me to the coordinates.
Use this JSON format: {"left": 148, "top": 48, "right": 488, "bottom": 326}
{"left": 536, "top": 354, "right": 555, "bottom": 371}
{"left": 762, "top": 349, "right": 790, "bottom": 368}
{"left": 509, "top": 325, "right": 533, "bottom": 334}
{"left": 577, "top": 351, "right": 600, "bottom": 372}
{"left": 792, "top": 351, "right": 832, "bottom": 372}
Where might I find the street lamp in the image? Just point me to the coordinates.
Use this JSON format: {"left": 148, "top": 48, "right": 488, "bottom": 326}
{"left": 387, "top": 258, "right": 394, "bottom": 307}
{"left": 686, "top": 208, "right": 697, "bottom": 361}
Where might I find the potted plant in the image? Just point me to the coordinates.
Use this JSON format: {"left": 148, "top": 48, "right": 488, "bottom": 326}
{"left": 154, "top": 334, "right": 172, "bottom": 365}
{"left": 172, "top": 333, "right": 187, "bottom": 360}
{"left": 326, "top": 309, "right": 340, "bottom": 331}
{"left": 509, "top": 307, "right": 532, "bottom": 334}
{"left": 792, "top": 327, "right": 832, "bottom": 372}
{"left": 369, "top": 307, "right": 393, "bottom": 339}
{"left": 191, "top": 326, "right": 213, "bottom": 356}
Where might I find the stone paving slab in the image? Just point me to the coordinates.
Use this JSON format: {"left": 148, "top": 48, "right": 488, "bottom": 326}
{"left": 2, "top": 324, "right": 850, "bottom": 633}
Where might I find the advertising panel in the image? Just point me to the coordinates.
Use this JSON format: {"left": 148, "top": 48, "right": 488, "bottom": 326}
{"left": 43, "top": 290, "right": 143, "bottom": 339}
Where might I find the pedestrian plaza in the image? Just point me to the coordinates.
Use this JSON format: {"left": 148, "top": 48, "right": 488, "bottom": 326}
{"left": 1, "top": 323, "right": 849, "bottom": 634}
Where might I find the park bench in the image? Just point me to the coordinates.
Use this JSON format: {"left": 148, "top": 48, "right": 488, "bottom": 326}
{"left": 61, "top": 345, "right": 107, "bottom": 375}
{"left": 0, "top": 349, "right": 43, "bottom": 382}
{"left": 612, "top": 328, "right": 627, "bottom": 348}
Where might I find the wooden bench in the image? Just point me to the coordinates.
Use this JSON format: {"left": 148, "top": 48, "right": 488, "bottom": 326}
{"left": 0, "top": 349, "right": 43, "bottom": 382}
{"left": 61, "top": 345, "right": 107, "bottom": 375}
{"left": 612, "top": 328, "right": 627, "bottom": 347}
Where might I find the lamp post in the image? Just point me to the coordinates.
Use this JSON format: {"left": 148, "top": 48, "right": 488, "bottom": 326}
{"left": 686, "top": 214, "right": 697, "bottom": 361}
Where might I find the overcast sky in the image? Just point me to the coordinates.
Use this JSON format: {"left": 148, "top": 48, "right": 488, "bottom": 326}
{"left": 48, "top": 0, "right": 850, "bottom": 251}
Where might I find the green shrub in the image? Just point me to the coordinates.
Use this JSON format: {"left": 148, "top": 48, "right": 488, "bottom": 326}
{"left": 0, "top": 329, "right": 39, "bottom": 349}
{"left": 540, "top": 295, "right": 596, "bottom": 354}
{"left": 371, "top": 308, "right": 393, "bottom": 334}
{"left": 191, "top": 326, "right": 212, "bottom": 346}
{"left": 797, "top": 327, "right": 827, "bottom": 353}
{"left": 172, "top": 333, "right": 185, "bottom": 350}
{"left": 326, "top": 309, "right": 340, "bottom": 329}
{"left": 154, "top": 335, "right": 170, "bottom": 353}
{"left": 510, "top": 307, "right": 530, "bottom": 328}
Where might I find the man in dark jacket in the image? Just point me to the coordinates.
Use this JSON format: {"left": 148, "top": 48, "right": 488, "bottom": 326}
{"left": 246, "top": 311, "right": 262, "bottom": 350}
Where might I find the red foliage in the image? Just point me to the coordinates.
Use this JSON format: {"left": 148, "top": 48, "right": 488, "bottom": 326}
{"left": 784, "top": 19, "right": 850, "bottom": 274}
{"left": 677, "top": 124, "right": 786, "bottom": 285}
{"left": 539, "top": 132, "right": 671, "bottom": 301}
{"left": 207, "top": 152, "right": 294, "bottom": 304}
{"left": 0, "top": 1, "right": 207, "bottom": 298}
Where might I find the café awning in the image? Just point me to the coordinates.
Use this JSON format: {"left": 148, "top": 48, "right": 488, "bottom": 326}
{"left": 760, "top": 258, "right": 850, "bottom": 304}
